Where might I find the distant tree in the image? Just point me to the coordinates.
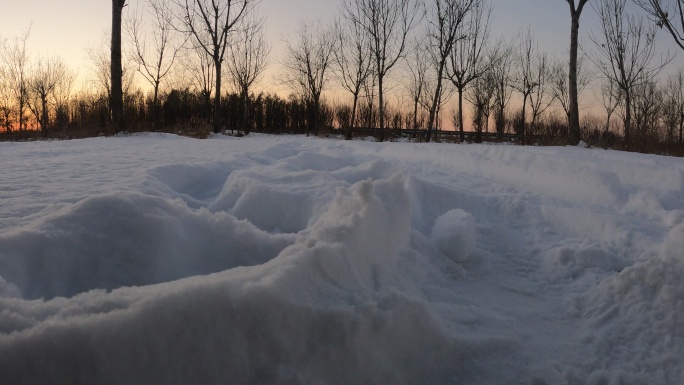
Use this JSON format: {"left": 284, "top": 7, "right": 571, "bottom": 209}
{"left": 226, "top": 12, "right": 270, "bottom": 134}
{"left": 446, "top": 0, "right": 493, "bottom": 141}
{"left": 359, "top": 70, "right": 378, "bottom": 129}
{"left": 0, "top": 36, "right": 14, "bottom": 132}
{"left": 178, "top": 43, "right": 215, "bottom": 121}
{"left": 87, "top": 33, "right": 135, "bottom": 117}
{"left": 550, "top": 54, "right": 590, "bottom": 122}
{"left": 405, "top": 44, "right": 430, "bottom": 134}
{"left": 419, "top": 69, "right": 449, "bottom": 131}
{"left": 333, "top": 16, "right": 372, "bottom": 139}
{"left": 52, "top": 63, "right": 76, "bottom": 134}
{"left": 112, "top": 0, "right": 127, "bottom": 133}
{"left": 281, "top": 21, "right": 336, "bottom": 136}
{"left": 466, "top": 66, "right": 496, "bottom": 140}
{"left": 631, "top": 80, "right": 662, "bottom": 143}
{"left": 126, "top": 0, "right": 185, "bottom": 129}
{"left": 86, "top": 34, "right": 114, "bottom": 98}
{"left": 27, "top": 55, "right": 71, "bottom": 136}
{"left": 424, "top": 0, "right": 476, "bottom": 142}
{"left": 527, "top": 51, "right": 554, "bottom": 135}
{"left": 511, "top": 28, "right": 539, "bottom": 144}
{"left": 565, "top": 0, "right": 589, "bottom": 145}
{"left": 341, "top": 0, "right": 421, "bottom": 141}
{"left": 173, "top": 0, "right": 255, "bottom": 133}
{"left": 596, "top": 77, "right": 621, "bottom": 136}
{"left": 590, "top": 0, "right": 669, "bottom": 146}
{"left": 662, "top": 68, "right": 684, "bottom": 144}
{"left": 1, "top": 26, "right": 31, "bottom": 131}
{"left": 491, "top": 40, "right": 514, "bottom": 139}
{"left": 634, "top": 0, "right": 684, "bottom": 50}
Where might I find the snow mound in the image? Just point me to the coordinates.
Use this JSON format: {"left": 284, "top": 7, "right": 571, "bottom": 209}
{"left": 431, "top": 209, "right": 477, "bottom": 263}
{"left": 0, "top": 193, "right": 293, "bottom": 300}
{"left": 575, "top": 223, "right": 684, "bottom": 382}
{"left": 0, "top": 173, "right": 518, "bottom": 385}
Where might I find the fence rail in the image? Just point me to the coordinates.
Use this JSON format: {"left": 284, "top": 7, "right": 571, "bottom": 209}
{"left": 346, "top": 127, "right": 568, "bottom": 145}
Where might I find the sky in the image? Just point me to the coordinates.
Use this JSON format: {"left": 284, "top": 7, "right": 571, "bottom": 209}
{"left": 0, "top": 0, "right": 682, "bottom": 100}
{"left": 0, "top": 0, "right": 572, "bottom": 67}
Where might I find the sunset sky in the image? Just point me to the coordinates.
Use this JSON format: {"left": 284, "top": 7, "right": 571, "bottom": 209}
{"left": 1, "top": 0, "right": 681, "bottom": 98}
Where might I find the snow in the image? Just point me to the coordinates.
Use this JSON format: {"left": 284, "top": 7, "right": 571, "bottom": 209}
{"left": 431, "top": 209, "right": 477, "bottom": 263}
{"left": 1, "top": 133, "right": 683, "bottom": 384}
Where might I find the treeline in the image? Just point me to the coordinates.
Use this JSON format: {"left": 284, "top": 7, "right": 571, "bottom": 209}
{"left": 1, "top": 78, "right": 683, "bottom": 156}
{"left": 1, "top": 0, "right": 684, "bottom": 157}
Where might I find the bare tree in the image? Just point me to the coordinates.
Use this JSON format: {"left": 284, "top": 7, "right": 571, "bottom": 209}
{"left": 551, "top": 54, "right": 591, "bottom": 122}
{"left": 126, "top": 0, "right": 184, "bottom": 129}
{"left": 590, "top": 0, "right": 669, "bottom": 146}
{"left": 341, "top": 0, "right": 421, "bottom": 141}
{"left": 52, "top": 62, "right": 76, "bottom": 134}
{"left": 662, "top": 68, "right": 684, "bottom": 143}
{"left": 27, "top": 56, "right": 71, "bottom": 136}
{"left": 466, "top": 66, "right": 496, "bottom": 140}
{"left": 359, "top": 69, "right": 378, "bottom": 129}
{"left": 631, "top": 80, "right": 662, "bottom": 142}
{"left": 1, "top": 26, "right": 31, "bottom": 131}
{"left": 565, "top": 0, "right": 589, "bottom": 145}
{"left": 528, "top": 51, "right": 554, "bottom": 135}
{"left": 86, "top": 34, "right": 114, "bottom": 98}
{"left": 178, "top": 43, "right": 215, "bottom": 119}
{"left": 596, "top": 77, "right": 622, "bottom": 135}
{"left": 174, "top": 0, "right": 255, "bottom": 133}
{"left": 226, "top": 12, "right": 270, "bottom": 134}
{"left": 446, "top": 0, "right": 493, "bottom": 141}
{"left": 405, "top": 44, "right": 430, "bottom": 135}
{"left": 424, "top": 0, "right": 475, "bottom": 142}
{"left": 281, "top": 21, "right": 336, "bottom": 136}
{"left": 511, "top": 28, "right": 539, "bottom": 145}
{"left": 333, "top": 16, "right": 372, "bottom": 139}
{"left": 112, "top": 0, "right": 127, "bottom": 133}
{"left": 420, "top": 69, "right": 451, "bottom": 131}
{"left": 491, "top": 40, "right": 514, "bottom": 138}
{"left": 634, "top": 0, "right": 684, "bottom": 50}
{"left": 86, "top": 33, "right": 135, "bottom": 112}
{"left": 0, "top": 36, "right": 13, "bottom": 132}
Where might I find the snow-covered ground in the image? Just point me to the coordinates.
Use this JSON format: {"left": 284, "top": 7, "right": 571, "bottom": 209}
{"left": 1, "top": 133, "right": 683, "bottom": 384}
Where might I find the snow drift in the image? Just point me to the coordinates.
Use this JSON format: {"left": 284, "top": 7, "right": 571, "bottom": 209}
{"left": 1, "top": 133, "right": 683, "bottom": 384}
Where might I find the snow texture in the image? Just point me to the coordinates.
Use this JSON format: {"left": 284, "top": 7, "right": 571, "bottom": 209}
{"left": 1, "top": 133, "right": 683, "bottom": 384}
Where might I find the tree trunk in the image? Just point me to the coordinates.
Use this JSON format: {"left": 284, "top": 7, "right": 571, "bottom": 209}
{"left": 427, "top": 61, "right": 446, "bottom": 143}
{"left": 111, "top": 0, "right": 126, "bottom": 134}
{"left": 242, "top": 86, "right": 250, "bottom": 134}
{"left": 18, "top": 90, "right": 26, "bottom": 132}
{"left": 413, "top": 97, "right": 419, "bottom": 138}
{"left": 153, "top": 81, "right": 160, "bottom": 130}
{"left": 378, "top": 75, "right": 385, "bottom": 141}
{"left": 624, "top": 90, "right": 632, "bottom": 147}
{"left": 347, "top": 93, "right": 359, "bottom": 140}
{"left": 521, "top": 96, "right": 527, "bottom": 145}
{"left": 41, "top": 93, "right": 49, "bottom": 137}
{"left": 213, "top": 59, "right": 222, "bottom": 134}
{"left": 568, "top": 11, "right": 581, "bottom": 145}
{"left": 311, "top": 98, "right": 319, "bottom": 136}
{"left": 458, "top": 86, "right": 465, "bottom": 142}
{"left": 568, "top": 0, "right": 587, "bottom": 145}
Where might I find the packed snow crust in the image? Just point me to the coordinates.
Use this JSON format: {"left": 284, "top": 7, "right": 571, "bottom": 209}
{"left": 1, "top": 133, "right": 683, "bottom": 384}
